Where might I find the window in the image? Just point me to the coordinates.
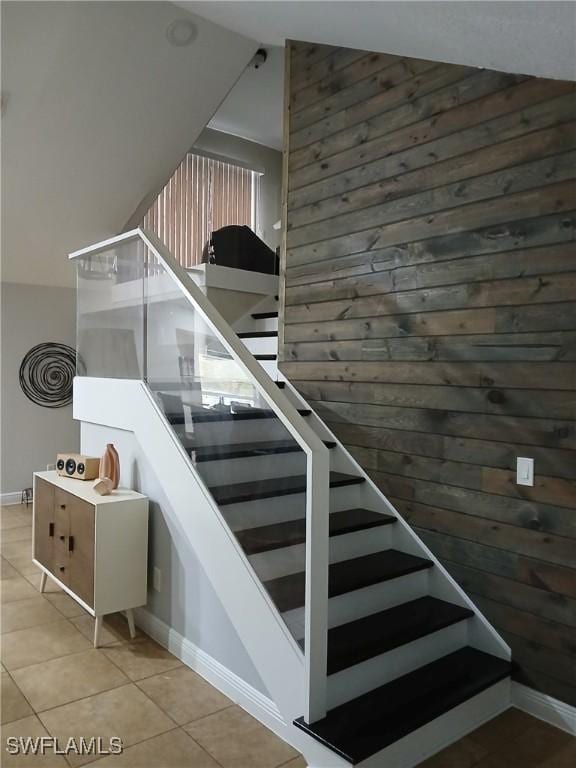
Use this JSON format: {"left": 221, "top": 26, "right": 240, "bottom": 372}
{"left": 142, "top": 152, "right": 260, "bottom": 268}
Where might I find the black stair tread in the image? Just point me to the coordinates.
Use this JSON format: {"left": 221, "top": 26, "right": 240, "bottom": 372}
{"left": 265, "top": 549, "right": 432, "bottom": 613}
{"left": 211, "top": 472, "right": 364, "bottom": 506}
{"left": 191, "top": 438, "right": 336, "bottom": 462}
{"left": 321, "top": 596, "right": 474, "bottom": 676}
{"left": 169, "top": 407, "right": 311, "bottom": 425}
{"left": 237, "top": 330, "right": 278, "bottom": 338}
{"left": 294, "top": 647, "right": 511, "bottom": 764}
{"left": 254, "top": 354, "right": 277, "bottom": 360}
{"left": 236, "top": 508, "right": 396, "bottom": 555}
{"left": 252, "top": 311, "right": 279, "bottom": 319}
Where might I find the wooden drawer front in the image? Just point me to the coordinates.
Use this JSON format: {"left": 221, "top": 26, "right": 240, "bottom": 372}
{"left": 34, "top": 477, "right": 55, "bottom": 572}
{"left": 67, "top": 494, "right": 95, "bottom": 608}
{"left": 53, "top": 490, "right": 71, "bottom": 587}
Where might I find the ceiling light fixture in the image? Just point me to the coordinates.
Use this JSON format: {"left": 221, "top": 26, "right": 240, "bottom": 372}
{"left": 166, "top": 19, "right": 198, "bottom": 47}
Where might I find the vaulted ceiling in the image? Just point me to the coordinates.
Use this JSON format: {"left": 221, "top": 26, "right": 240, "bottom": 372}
{"left": 1, "top": 2, "right": 256, "bottom": 287}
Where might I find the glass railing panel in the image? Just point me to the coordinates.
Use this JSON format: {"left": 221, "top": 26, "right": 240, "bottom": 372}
{"left": 74, "top": 230, "right": 330, "bottom": 721}
{"left": 143, "top": 250, "right": 309, "bottom": 627}
{"left": 76, "top": 238, "right": 146, "bottom": 378}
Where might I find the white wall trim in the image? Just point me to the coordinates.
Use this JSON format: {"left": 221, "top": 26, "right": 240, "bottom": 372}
{"left": 0, "top": 491, "right": 24, "bottom": 505}
{"left": 512, "top": 682, "right": 576, "bottom": 735}
{"left": 134, "top": 607, "right": 287, "bottom": 734}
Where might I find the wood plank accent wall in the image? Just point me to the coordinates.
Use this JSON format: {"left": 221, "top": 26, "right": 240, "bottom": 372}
{"left": 281, "top": 41, "right": 576, "bottom": 705}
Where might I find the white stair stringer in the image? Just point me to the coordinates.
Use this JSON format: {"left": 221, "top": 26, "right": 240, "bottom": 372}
{"left": 74, "top": 375, "right": 356, "bottom": 768}
{"left": 74, "top": 380, "right": 305, "bottom": 725}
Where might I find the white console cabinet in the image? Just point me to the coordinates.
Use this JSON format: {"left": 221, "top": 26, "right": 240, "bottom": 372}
{"left": 33, "top": 471, "right": 148, "bottom": 646}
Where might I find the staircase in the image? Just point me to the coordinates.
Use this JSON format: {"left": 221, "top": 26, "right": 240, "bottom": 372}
{"left": 71, "top": 229, "right": 512, "bottom": 768}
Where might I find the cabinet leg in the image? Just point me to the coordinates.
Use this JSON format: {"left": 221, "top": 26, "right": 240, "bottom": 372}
{"left": 94, "top": 616, "right": 103, "bottom": 648}
{"left": 126, "top": 609, "right": 136, "bottom": 640}
{"left": 39, "top": 572, "right": 47, "bottom": 593}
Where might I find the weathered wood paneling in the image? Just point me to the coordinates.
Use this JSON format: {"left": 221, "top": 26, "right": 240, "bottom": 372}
{"left": 281, "top": 41, "right": 576, "bottom": 705}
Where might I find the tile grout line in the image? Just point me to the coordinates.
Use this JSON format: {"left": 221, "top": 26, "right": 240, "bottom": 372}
{"left": 102, "top": 625, "right": 251, "bottom": 768}
{"left": 100, "top": 637, "right": 231, "bottom": 766}
{"left": 2, "top": 628, "right": 115, "bottom": 673}
{"left": 24, "top": 655, "right": 133, "bottom": 720}
{"left": 2, "top": 666, "right": 38, "bottom": 725}
{"left": 179, "top": 703, "right": 300, "bottom": 768}
{"left": 89, "top": 629, "right": 248, "bottom": 768}
{"left": 100, "top": 645, "right": 184, "bottom": 684}
{"left": 27, "top": 675, "right": 133, "bottom": 719}
{"left": 177, "top": 725, "right": 229, "bottom": 768}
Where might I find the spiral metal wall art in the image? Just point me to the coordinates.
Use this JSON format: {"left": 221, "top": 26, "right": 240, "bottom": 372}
{"left": 19, "top": 343, "right": 76, "bottom": 408}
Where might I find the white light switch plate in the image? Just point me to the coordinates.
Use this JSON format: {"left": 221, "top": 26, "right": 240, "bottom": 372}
{"left": 516, "top": 457, "right": 534, "bottom": 486}
{"left": 153, "top": 567, "right": 162, "bottom": 592}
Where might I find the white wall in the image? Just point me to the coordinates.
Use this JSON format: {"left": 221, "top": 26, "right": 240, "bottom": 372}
{"left": 194, "top": 128, "right": 283, "bottom": 251}
{"left": 81, "top": 421, "right": 268, "bottom": 695}
{"left": 0, "top": 0, "right": 255, "bottom": 494}
{"left": 208, "top": 45, "right": 285, "bottom": 151}
{"left": 1, "top": 1, "right": 256, "bottom": 288}
{"left": 0, "top": 283, "right": 80, "bottom": 496}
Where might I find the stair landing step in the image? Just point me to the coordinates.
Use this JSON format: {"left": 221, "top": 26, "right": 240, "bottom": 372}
{"left": 191, "top": 438, "right": 336, "bottom": 462}
{"left": 294, "top": 647, "right": 511, "bottom": 764}
{"left": 210, "top": 472, "right": 364, "bottom": 506}
{"left": 265, "top": 549, "right": 432, "bottom": 613}
{"left": 236, "top": 508, "right": 396, "bottom": 555}
{"left": 321, "top": 596, "right": 474, "bottom": 676}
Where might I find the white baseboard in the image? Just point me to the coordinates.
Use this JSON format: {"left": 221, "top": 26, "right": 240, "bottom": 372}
{"left": 0, "top": 491, "right": 25, "bottom": 505}
{"left": 512, "top": 682, "right": 576, "bottom": 735}
{"left": 133, "top": 607, "right": 289, "bottom": 739}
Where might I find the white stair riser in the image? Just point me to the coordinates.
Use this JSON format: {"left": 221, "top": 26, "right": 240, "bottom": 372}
{"left": 237, "top": 315, "right": 279, "bottom": 334}
{"left": 284, "top": 569, "right": 430, "bottom": 642}
{"left": 249, "top": 525, "right": 394, "bottom": 581}
{"left": 192, "top": 417, "right": 294, "bottom": 445}
{"left": 197, "top": 451, "right": 306, "bottom": 485}
{"left": 258, "top": 359, "right": 279, "bottom": 378}
{"left": 327, "top": 621, "right": 470, "bottom": 709}
{"left": 242, "top": 337, "right": 279, "bottom": 356}
{"left": 223, "top": 483, "right": 367, "bottom": 531}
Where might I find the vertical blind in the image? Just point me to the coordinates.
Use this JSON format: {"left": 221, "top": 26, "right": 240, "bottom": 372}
{"left": 143, "top": 152, "right": 259, "bottom": 268}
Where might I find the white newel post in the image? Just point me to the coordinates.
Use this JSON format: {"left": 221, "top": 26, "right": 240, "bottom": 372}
{"left": 304, "top": 445, "right": 330, "bottom": 724}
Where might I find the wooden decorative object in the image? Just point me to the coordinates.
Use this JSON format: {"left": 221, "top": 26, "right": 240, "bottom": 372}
{"left": 99, "top": 443, "right": 120, "bottom": 489}
{"left": 93, "top": 477, "right": 113, "bottom": 496}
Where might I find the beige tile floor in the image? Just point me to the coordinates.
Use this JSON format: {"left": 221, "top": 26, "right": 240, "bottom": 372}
{"left": 2, "top": 504, "right": 574, "bottom": 768}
